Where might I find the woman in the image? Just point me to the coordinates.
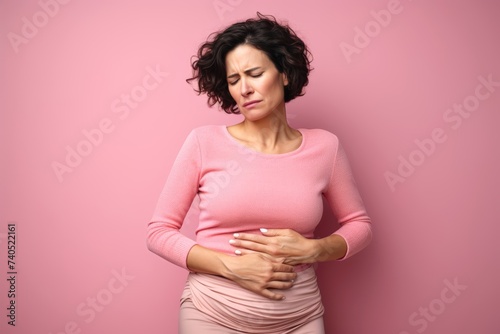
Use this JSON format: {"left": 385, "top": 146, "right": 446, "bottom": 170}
{"left": 147, "top": 13, "right": 372, "bottom": 333}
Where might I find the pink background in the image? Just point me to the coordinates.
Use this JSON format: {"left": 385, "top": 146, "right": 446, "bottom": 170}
{"left": 1, "top": 0, "right": 499, "bottom": 333}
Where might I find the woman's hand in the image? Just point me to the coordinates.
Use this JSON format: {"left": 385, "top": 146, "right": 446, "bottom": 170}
{"left": 229, "top": 228, "right": 348, "bottom": 265}
{"left": 186, "top": 244, "right": 296, "bottom": 301}
{"left": 229, "top": 228, "right": 319, "bottom": 266}
{"left": 222, "top": 252, "right": 297, "bottom": 300}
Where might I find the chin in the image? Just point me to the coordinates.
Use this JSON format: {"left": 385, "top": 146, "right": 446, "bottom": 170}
{"left": 241, "top": 106, "right": 281, "bottom": 121}
{"left": 241, "top": 111, "right": 272, "bottom": 122}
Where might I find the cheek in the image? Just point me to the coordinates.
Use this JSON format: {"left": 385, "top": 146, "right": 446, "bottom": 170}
{"left": 263, "top": 80, "right": 284, "bottom": 101}
{"left": 227, "top": 85, "right": 238, "bottom": 101}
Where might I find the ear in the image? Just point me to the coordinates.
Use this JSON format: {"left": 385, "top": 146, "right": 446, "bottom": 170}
{"left": 282, "top": 72, "right": 289, "bottom": 86}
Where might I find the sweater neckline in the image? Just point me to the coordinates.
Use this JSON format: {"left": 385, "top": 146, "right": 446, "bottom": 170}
{"left": 221, "top": 125, "right": 306, "bottom": 158}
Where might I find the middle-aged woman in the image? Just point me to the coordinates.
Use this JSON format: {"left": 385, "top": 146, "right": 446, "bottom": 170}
{"left": 147, "top": 13, "right": 373, "bottom": 334}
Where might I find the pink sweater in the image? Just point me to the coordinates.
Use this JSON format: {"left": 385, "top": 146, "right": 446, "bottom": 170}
{"left": 147, "top": 125, "right": 372, "bottom": 269}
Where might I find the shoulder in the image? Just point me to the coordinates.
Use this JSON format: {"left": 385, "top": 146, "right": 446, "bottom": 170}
{"left": 188, "top": 124, "right": 225, "bottom": 137}
{"left": 183, "top": 124, "right": 225, "bottom": 143}
{"left": 181, "top": 125, "right": 228, "bottom": 153}
{"left": 301, "top": 128, "right": 340, "bottom": 148}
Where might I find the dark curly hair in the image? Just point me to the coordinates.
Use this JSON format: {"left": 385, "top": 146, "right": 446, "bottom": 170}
{"left": 186, "top": 12, "right": 313, "bottom": 114}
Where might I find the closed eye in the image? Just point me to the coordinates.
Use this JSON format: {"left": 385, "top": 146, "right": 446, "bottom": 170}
{"left": 228, "top": 72, "right": 263, "bottom": 86}
{"left": 251, "top": 72, "right": 263, "bottom": 78}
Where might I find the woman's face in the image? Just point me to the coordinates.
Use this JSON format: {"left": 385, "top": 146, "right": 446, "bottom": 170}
{"left": 225, "top": 44, "right": 288, "bottom": 121}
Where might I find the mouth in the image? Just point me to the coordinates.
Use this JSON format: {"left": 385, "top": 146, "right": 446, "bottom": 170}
{"left": 242, "top": 100, "right": 261, "bottom": 108}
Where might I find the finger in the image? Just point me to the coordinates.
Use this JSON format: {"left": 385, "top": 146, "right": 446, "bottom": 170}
{"left": 273, "top": 263, "right": 296, "bottom": 273}
{"left": 272, "top": 271, "right": 297, "bottom": 282}
{"left": 266, "top": 280, "right": 294, "bottom": 290}
{"left": 233, "top": 250, "right": 289, "bottom": 267}
{"left": 230, "top": 239, "right": 269, "bottom": 252}
{"left": 232, "top": 248, "right": 259, "bottom": 256}
{"left": 233, "top": 233, "right": 268, "bottom": 244}
{"left": 260, "top": 228, "right": 291, "bottom": 236}
{"left": 281, "top": 258, "right": 302, "bottom": 266}
{"left": 260, "top": 289, "right": 287, "bottom": 300}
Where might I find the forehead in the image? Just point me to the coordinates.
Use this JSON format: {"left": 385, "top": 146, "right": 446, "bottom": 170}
{"left": 225, "top": 44, "right": 272, "bottom": 71}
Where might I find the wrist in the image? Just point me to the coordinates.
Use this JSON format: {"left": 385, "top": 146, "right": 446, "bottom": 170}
{"left": 218, "top": 253, "right": 239, "bottom": 280}
{"left": 187, "top": 245, "right": 237, "bottom": 278}
{"left": 314, "top": 234, "right": 348, "bottom": 262}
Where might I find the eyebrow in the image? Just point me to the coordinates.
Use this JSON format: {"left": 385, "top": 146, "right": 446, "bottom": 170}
{"left": 227, "top": 67, "right": 262, "bottom": 79}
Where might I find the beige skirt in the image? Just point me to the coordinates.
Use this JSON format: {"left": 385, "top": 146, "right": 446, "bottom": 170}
{"left": 180, "top": 266, "right": 324, "bottom": 333}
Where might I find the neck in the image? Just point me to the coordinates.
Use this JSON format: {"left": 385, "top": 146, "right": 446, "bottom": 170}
{"left": 239, "top": 108, "right": 297, "bottom": 149}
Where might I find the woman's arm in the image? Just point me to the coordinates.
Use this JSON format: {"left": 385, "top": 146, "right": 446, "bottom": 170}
{"left": 228, "top": 228, "right": 348, "bottom": 265}
{"left": 228, "top": 138, "right": 372, "bottom": 264}
{"left": 186, "top": 245, "right": 296, "bottom": 300}
{"left": 147, "top": 129, "right": 296, "bottom": 299}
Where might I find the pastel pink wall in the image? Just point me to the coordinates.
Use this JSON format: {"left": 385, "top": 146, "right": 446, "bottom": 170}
{"left": 1, "top": 1, "right": 499, "bottom": 333}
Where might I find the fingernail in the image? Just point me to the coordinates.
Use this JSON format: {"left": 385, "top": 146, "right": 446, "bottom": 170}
{"left": 260, "top": 228, "right": 268, "bottom": 233}
{"left": 235, "top": 250, "right": 241, "bottom": 255}
{"left": 229, "top": 239, "right": 235, "bottom": 244}
{"left": 233, "top": 233, "right": 239, "bottom": 238}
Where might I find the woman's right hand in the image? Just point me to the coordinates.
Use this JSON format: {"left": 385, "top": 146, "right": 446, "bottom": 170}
{"left": 186, "top": 245, "right": 296, "bottom": 300}
{"left": 222, "top": 253, "right": 297, "bottom": 300}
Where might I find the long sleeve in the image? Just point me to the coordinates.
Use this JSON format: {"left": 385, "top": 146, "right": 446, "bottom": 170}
{"left": 324, "top": 140, "right": 373, "bottom": 260}
{"left": 146, "top": 130, "right": 201, "bottom": 269}
{"left": 146, "top": 126, "right": 372, "bottom": 268}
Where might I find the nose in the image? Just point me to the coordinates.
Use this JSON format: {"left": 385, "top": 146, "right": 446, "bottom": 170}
{"left": 240, "top": 78, "right": 253, "bottom": 96}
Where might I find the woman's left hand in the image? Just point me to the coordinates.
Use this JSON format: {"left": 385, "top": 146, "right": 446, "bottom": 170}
{"left": 229, "top": 228, "right": 319, "bottom": 266}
